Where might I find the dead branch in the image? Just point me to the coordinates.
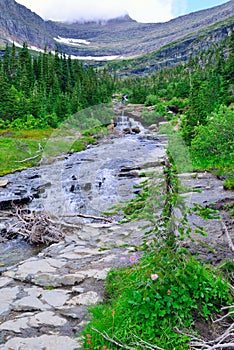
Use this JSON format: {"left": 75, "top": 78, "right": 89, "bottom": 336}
{"left": 60, "top": 213, "right": 113, "bottom": 223}
{"left": 14, "top": 154, "right": 40, "bottom": 163}
{"left": 221, "top": 305, "right": 234, "bottom": 311}
{"left": 132, "top": 334, "right": 165, "bottom": 349}
{"left": 91, "top": 327, "right": 136, "bottom": 349}
{"left": 221, "top": 221, "right": 234, "bottom": 252}
{"left": 213, "top": 311, "right": 234, "bottom": 323}
{"left": 175, "top": 310, "right": 234, "bottom": 350}
{"left": 47, "top": 217, "right": 81, "bottom": 230}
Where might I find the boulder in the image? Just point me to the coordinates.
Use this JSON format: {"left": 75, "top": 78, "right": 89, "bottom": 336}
{"left": 123, "top": 127, "right": 131, "bottom": 134}
{"left": 131, "top": 126, "right": 141, "bottom": 133}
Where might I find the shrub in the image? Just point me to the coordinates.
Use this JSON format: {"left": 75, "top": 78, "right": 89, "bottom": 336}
{"left": 83, "top": 248, "right": 231, "bottom": 349}
{"left": 190, "top": 105, "right": 234, "bottom": 169}
{"left": 223, "top": 176, "right": 234, "bottom": 190}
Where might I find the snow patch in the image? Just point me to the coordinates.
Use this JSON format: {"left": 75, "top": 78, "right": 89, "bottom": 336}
{"left": 54, "top": 36, "right": 91, "bottom": 46}
{"left": 69, "top": 54, "right": 119, "bottom": 61}
{"left": 8, "top": 39, "right": 121, "bottom": 61}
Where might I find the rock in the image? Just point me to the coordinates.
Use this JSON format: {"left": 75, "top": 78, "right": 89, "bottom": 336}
{"left": 67, "top": 291, "right": 101, "bottom": 306}
{"left": 41, "top": 290, "right": 71, "bottom": 308}
{"left": 13, "top": 295, "right": 50, "bottom": 312}
{"left": 58, "top": 305, "right": 88, "bottom": 320}
{"left": 28, "top": 311, "right": 67, "bottom": 328}
{"left": 131, "top": 126, "right": 141, "bottom": 133}
{"left": 32, "top": 273, "right": 85, "bottom": 287}
{"left": 14, "top": 258, "right": 66, "bottom": 281}
{"left": 166, "top": 105, "right": 179, "bottom": 115}
{"left": 81, "top": 268, "right": 110, "bottom": 280}
{"left": 0, "top": 335, "right": 79, "bottom": 350}
{"left": 0, "top": 316, "right": 29, "bottom": 333}
{"left": 148, "top": 124, "right": 158, "bottom": 131}
{"left": 158, "top": 121, "right": 169, "bottom": 127}
{"left": 0, "top": 286, "right": 20, "bottom": 316}
{"left": 0, "top": 180, "right": 9, "bottom": 187}
{"left": 123, "top": 127, "right": 131, "bottom": 134}
{"left": 72, "top": 286, "right": 85, "bottom": 293}
{"left": 0, "top": 195, "right": 32, "bottom": 210}
{"left": 0, "top": 277, "right": 12, "bottom": 288}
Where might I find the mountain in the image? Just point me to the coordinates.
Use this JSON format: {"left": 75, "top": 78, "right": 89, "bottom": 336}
{"left": 49, "top": 1, "right": 234, "bottom": 58}
{"left": 0, "top": 0, "right": 234, "bottom": 69}
{"left": 0, "top": 0, "right": 54, "bottom": 49}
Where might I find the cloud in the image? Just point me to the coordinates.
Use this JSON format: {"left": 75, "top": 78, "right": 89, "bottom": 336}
{"left": 171, "top": 0, "right": 187, "bottom": 17}
{"left": 15, "top": 0, "right": 178, "bottom": 23}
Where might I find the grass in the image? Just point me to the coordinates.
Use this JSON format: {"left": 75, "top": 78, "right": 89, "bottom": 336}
{"left": 0, "top": 126, "right": 105, "bottom": 176}
{"left": 0, "top": 129, "right": 52, "bottom": 176}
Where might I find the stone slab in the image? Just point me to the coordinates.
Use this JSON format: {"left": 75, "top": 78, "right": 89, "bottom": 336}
{"left": 0, "top": 335, "right": 80, "bottom": 350}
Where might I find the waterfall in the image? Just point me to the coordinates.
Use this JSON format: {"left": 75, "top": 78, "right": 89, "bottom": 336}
{"left": 114, "top": 110, "right": 144, "bottom": 133}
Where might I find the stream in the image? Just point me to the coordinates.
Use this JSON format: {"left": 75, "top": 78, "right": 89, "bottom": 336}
{"left": 0, "top": 117, "right": 166, "bottom": 268}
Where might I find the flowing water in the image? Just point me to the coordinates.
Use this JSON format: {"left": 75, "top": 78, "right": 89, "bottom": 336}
{"left": 0, "top": 116, "right": 166, "bottom": 267}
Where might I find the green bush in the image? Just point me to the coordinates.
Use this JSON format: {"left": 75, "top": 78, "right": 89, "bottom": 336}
{"left": 83, "top": 248, "right": 231, "bottom": 349}
{"left": 190, "top": 105, "right": 234, "bottom": 169}
{"left": 144, "top": 94, "right": 161, "bottom": 106}
{"left": 167, "top": 97, "right": 189, "bottom": 110}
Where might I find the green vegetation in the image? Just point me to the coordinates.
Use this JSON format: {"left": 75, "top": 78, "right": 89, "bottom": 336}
{"left": 83, "top": 248, "right": 231, "bottom": 349}
{"left": 117, "top": 30, "right": 234, "bottom": 175}
{"left": 0, "top": 43, "right": 116, "bottom": 174}
{"left": 0, "top": 126, "right": 106, "bottom": 176}
{"left": 190, "top": 104, "right": 234, "bottom": 170}
{"left": 223, "top": 176, "right": 234, "bottom": 190}
{"left": 0, "top": 43, "right": 116, "bottom": 129}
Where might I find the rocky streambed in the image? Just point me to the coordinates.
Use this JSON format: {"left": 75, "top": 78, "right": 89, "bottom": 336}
{"left": 0, "top": 125, "right": 168, "bottom": 349}
{"left": 0, "top": 122, "right": 233, "bottom": 349}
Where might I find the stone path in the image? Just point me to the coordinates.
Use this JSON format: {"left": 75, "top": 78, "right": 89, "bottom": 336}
{"left": 0, "top": 217, "right": 149, "bottom": 349}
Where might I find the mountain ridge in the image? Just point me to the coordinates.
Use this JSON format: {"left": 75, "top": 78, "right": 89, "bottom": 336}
{"left": 0, "top": 0, "right": 234, "bottom": 69}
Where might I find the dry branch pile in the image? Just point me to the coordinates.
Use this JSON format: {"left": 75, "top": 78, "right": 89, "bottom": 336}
{"left": 175, "top": 305, "right": 234, "bottom": 350}
{"left": 0, "top": 207, "right": 64, "bottom": 245}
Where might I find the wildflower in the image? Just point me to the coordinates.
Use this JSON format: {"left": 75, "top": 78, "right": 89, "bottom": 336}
{"left": 86, "top": 333, "right": 92, "bottom": 345}
{"left": 119, "top": 256, "right": 127, "bottom": 263}
{"left": 103, "top": 346, "right": 109, "bottom": 350}
{"left": 129, "top": 255, "right": 138, "bottom": 264}
{"left": 167, "top": 289, "right": 171, "bottom": 295}
{"left": 151, "top": 273, "right": 159, "bottom": 281}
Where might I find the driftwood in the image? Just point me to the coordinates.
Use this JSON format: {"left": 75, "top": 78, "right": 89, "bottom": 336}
{"left": 60, "top": 213, "right": 112, "bottom": 223}
{"left": 4, "top": 207, "right": 64, "bottom": 245}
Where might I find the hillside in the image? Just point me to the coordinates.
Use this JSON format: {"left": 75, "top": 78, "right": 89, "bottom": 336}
{"left": 0, "top": 0, "right": 54, "bottom": 49}
{"left": 0, "top": 0, "right": 234, "bottom": 68}
{"left": 105, "top": 15, "right": 234, "bottom": 75}
{"left": 50, "top": 1, "right": 234, "bottom": 58}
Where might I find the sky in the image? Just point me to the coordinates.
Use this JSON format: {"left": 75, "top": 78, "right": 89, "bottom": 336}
{"left": 15, "top": 0, "right": 230, "bottom": 23}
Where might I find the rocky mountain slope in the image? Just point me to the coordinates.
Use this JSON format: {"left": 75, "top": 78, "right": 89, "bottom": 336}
{"left": 0, "top": 0, "right": 54, "bottom": 49}
{"left": 50, "top": 1, "right": 234, "bottom": 58}
{"left": 0, "top": 0, "right": 234, "bottom": 68}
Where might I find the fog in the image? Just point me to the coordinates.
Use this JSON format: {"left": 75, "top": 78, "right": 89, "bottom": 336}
{"left": 15, "top": 0, "right": 179, "bottom": 23}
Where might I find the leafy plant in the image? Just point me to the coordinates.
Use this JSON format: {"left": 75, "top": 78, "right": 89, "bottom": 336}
{"left": 83, "top": 247, "right": 231, "bottom": 349}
